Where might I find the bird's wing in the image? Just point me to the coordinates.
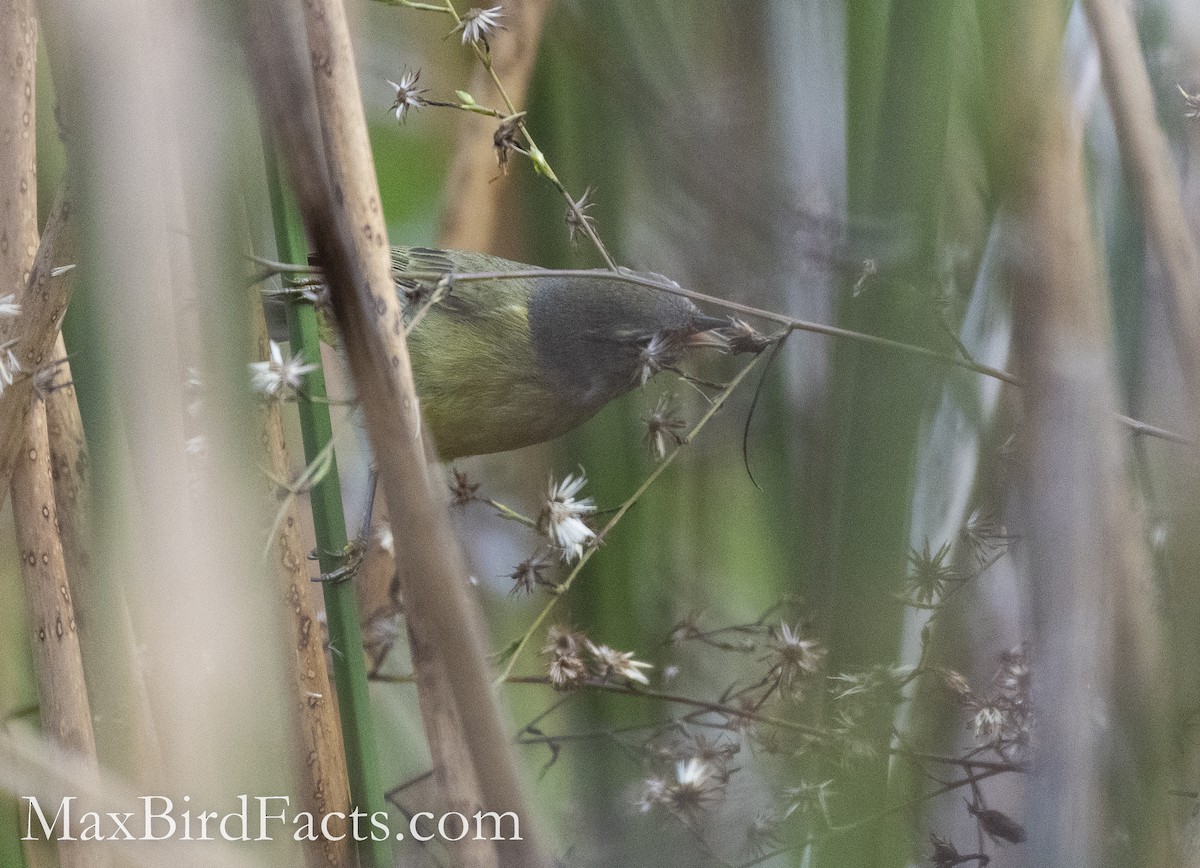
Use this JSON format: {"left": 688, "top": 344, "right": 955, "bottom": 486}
{"left": 392, "top": 246, "right": 538, "bottom": 322}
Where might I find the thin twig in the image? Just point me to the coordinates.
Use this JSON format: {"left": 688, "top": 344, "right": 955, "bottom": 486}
{"left": 495, "top": 354, "right": 763, "bottom": 682}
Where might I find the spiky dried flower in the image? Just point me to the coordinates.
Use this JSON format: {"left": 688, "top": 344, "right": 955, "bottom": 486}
{"left": 782, "top": 778, "right": 835, "bottom": 828}
{"left": 903, "top": 538, "right": 962, "bottom": 606}
{"left": 543, "top": 624, "right": 589, "bottom": 690}
{"left": 455, "top": 5, "right": 504, "bottom": 48}
{"left": 957, "top": 645, "right": 1033, "bottom": 750}
{"left": 762, "top": 621, "right": 825, "bottom": 695}
{"left": 663, "top": 757, "right": 724, "bottom": 819}
{"left": 448, "top": 467, "right": 480, "bottom": 506}
{"left": 538, "top": 472, "right": 596, "bottom": 561}
{"left": 492, "top": 115, "right": 524, "bottom": 172}
{"left": 642, "top": 395, "right": 687, "bottom": 460}
{"left": 969, "top": 699, "right": 1006, "bottom": 743}
{"left": 671, "top": 733, "right": 740, "bottom": 781}
{"left": 1180, "top": 84, "right": 1200, "bottom": 119}
{"left": 548, "top": 652, "right": 588, "bottom": 690}
{"left": 543, "top": 624, "right": 585, "bottom": 657}
{"left": 586, "top": 641, "right": 652, "bottom": 685}
{"left": 250, "top": 340, "right": 318, "bottom": 400}
{"left": 960, "top": 508, "right": 1009, "bottom": 564}
{"left": 0, "top": 294, "right": 20, "bottom": 319}
{"left": 721, "top": 318, "right": 772, "bottom": 354}
{"left": 387, "top": 69, "right": 427, "bottom": 122}
{"left": 565, "top": 187, "right": 597, "bottom": 246}
{"left": 508, "top": 550, "right": 554, "bottom": 596}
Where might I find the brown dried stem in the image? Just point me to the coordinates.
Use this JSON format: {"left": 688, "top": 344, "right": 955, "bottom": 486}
{"left": 437, "top": 0, "right": 555, "bottom": 251}
{"left": 11, "top": 394, "right": 105, "bottom": 868}
{"left": 255, "top": 304, "right": 354, "bottom": 867}
{"left": 0, "top": 189, "right": 73, "bottom": 506}
{"left": 1002, "top": 7, "right": 1171, "bottom": 865}
{"left": 1084, "top": 0, "right": 1200, "bottom": 421}
{"left": 0, "top": 727, "right": 259, "bottom": 868}
{"left": 247, "top": 0, "right": 547, "bottom": 865}
{"left": 355, "top": 0, "right": 555, "bottom": 654}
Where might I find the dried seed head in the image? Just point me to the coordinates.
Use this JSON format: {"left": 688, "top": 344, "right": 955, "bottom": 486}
{"left": 508, "top": 550, "right": 554, "bottom": 596}
{"left": 493, "top": 115, "right": 523, "bottom": 172}
{"left": 538, "top": 472, "right": 596, "bottom": 561}
{"left": 586, "top": 641, "right": 652, "bottom": 685}
{"left": 721, "top": 318, "right": 773, "bottom": 354}
{"left": 448, "top": 467, "right": 480, "bottom": 506}
{"left": 565, "top": 187, "right": 597, "bottom": 246}
{"left": 249, "top": 340, "right": 318, "bottom": 401}
{"left": 662, "top": 757, "right": 724, "bottom": 820}
{"left": 762, "top": 621, "right": 825, "bottom": 696}
{"left": 903, "top": 538, "right": 961, "bottom": 606}
{"left": 548, "top": 653, "right": 588, "bottom": 691}
{"left": 387, "top": 68, "right": 428, "bottom": 122}
{"left": 642, "top": 395, "right": 687, "bottom": 460}
{"left": 455, "top": 5, "right": 505, "bottom": 48}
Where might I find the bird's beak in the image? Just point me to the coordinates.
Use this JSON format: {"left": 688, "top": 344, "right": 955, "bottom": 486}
{"left": 684, "top": 315, "right": 733, "bottom": 351}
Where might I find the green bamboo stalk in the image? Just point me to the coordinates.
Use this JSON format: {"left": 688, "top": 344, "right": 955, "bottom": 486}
{"left": 262, "top": 146, "right": 392, "bottom": 868}
{"left": 819, "top": 1, "right": 958, "bottom": 865}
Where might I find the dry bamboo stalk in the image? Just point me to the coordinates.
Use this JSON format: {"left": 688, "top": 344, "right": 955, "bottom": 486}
{"left": 0, "top": 0, "right": 67, "bottom": 501}
{"left": 0, "top": 190, "right": 74, "bottom": 503}
{"left": 1084, "top": 0, "right": 1200, "bottom": 413}
{"left": 44, "top": 314, "right": 164, "bottom": 786}
{"left": 357, "top": 0, "right": 555, "bottom": 638}
{"left": 1004, "top": 8, "right": 1171, "bottom": 866}
{"left": 246, "top": 1, "right": 546, "bottom": 863}
{"left": 255, "top": 306, "right": 354, "bottom": 868}
{"left": 301, "top": 5, "right": 512, "bottom": 867}
{"left": 38, "top": 0, "right": 307, "bottom": 858}
{"left": 0, "top": 727, "right": 262, "bottom": 868}
{"left": 437, "top": 0, "right": 556, "bottom": 251}
{"left": 11, "top": 395, "right": 108, "bottom": 868}
{"left": 0, "top": 0, "right": 38, "bottom": 299}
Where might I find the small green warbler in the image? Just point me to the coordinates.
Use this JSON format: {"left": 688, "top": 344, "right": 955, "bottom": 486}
{"left": 391, "top": 247, "right": 733, "bottom": 459}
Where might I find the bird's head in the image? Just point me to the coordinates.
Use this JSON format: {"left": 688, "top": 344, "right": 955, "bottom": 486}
{"left": 527, "top": 273, "right": 729, "bottom": 410}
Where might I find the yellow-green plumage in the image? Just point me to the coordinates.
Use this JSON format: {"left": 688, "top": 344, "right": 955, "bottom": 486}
{"left": 391, "top": 247, "right": 726, "bottom": 460}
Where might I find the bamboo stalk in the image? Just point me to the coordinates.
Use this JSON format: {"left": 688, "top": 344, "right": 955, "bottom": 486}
{"left": 1000, "top": 6, "right": 1172, "bottom": 866}
{"left": 1084, "top": 0, "right": 1200, "bottom": 419}
{"left": 244, "top": 0, "right": 547, "bottom": 863}
{"left": 0, "top": 727, "right": 260, "bottom": 868}
{"left": 0, "top": 190, "right": 73, "bottom": 505}
{"left": 254, "top": 301, "right": 355, "bottom": 868}
{"left": 0, "top": 0, "right": 54, "bottom": 518}
{"left": 44, "top": 309, "right": 163, "bottom": 784}
{"left": 437, "top": 0, "right": 555, "bottom": 251}
{"left": 355, "top": 0, "right": 554, "bottom": 703}
{"left": 300, "top": 3, "right": 511, "bottom": 864}
{"left": 261, "top": 150, "right": 393, "bottom": 868}
{"left": 11, "top": 394, "right": 107, "bottom": 868}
